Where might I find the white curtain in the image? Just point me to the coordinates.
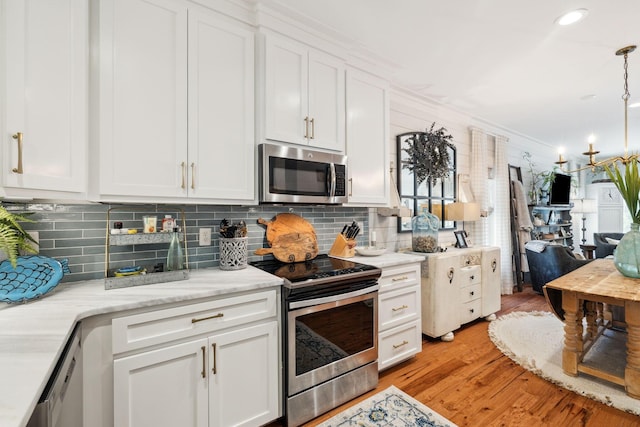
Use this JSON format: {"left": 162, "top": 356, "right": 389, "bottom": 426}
{"left": 469, "top": 127, "right": 489, "bottom": 246}
{"left": 492, "top": 135, "right": 515, "bottom": 294}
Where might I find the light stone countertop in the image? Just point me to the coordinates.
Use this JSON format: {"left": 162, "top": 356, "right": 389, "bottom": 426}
{"left": 341, "top": 251, "right": 426, "bottom": 268}
{"left": 0, "top": 252, "right": 423, "bottom": 427}
{"left": 0, "top": 266, "right": 283, "bottom": 427}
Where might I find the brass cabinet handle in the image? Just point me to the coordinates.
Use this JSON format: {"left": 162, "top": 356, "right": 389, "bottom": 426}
{"left": 392, "top": 304, "right": 408, "bottom": 312}
{"left": 190, "top": 162, "right": 195, "bottom": 190}
{"left": 212, "top": 343, "right": 217, "bottom": 374}
{"left": 304, "top": 116, "right": 309, "bottom": 138}
{"left": 12, "top": 132, "right": 24, "bottom": 174}
{"left": 181, "top": 161, "right": 186, "bottom": 189}
{"left": 200, "top": 346, "right": 206, "bottom": 378}
{"left": 348, "top": 177, "right": 353, "bottom": 196}
{"left": 310, "top": 118, "right": 315, "bottom": 139}
{"left": 392, "top": 340, "right": 409, "bottom": 349}
{"left": 392, "top": 276, "right": 408, "bottom": 282}
{"left": 191, "top": 312, "right": 224, "bottom": 324}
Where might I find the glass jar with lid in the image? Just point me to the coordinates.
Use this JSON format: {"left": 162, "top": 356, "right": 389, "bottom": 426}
{"left": 411, "top": 210, "right": 440, "bottom": 252}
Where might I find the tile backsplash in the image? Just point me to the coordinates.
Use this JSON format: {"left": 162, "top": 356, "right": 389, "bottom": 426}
{"left": 6, "top": 203, "right": 368, "bottom": 283}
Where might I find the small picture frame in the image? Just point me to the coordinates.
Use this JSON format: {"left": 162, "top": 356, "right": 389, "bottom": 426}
{"left": 454, "top": 230, "right": 468, "bottom": 248}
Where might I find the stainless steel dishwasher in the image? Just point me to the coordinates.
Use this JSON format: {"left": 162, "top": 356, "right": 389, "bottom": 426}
{"left": 27, "top": 322, "right": 83, "bottom": 427}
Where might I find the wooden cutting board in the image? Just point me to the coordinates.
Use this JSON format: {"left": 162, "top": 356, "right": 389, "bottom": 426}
{"left": 254, "top": 232, "right": 319, "bottom": 263}
{"left": 257, "top": 213, "right": 317, "bottom": 246}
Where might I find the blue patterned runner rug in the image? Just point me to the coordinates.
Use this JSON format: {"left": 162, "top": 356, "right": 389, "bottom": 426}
{"left": 317, "top": 385, "right": 457, "bottom": 427}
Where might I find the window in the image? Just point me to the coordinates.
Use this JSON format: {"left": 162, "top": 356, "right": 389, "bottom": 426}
{"left": 396, "top": 132, "right": 457, "bottom": 232}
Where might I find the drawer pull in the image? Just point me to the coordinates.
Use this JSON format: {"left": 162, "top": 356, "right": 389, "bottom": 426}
{"left": 392, "top": 275, "right": 409, "bottom": 282}
{"left": 491, "top": 259, "right": 497, "bottom": 272}
{"left": 469, "top": 275, "right": 475, "bottom": 281}
{"left": 212, "top": 343, "right": 217, "bottom": 375}
{"left": 470, "top": 291, "right": 475, "bottom": 296}
{"left": 448, "top": 268, "right": 454, "bottom": 284}
{"left": 393, "top": 340, "right": 409, "bottom": 349}
{"left": 392, "top": 304, "right": 409, "bottom": 312}
{"left": 192, "top": 312, "right": 224, "bottom": 323}
{"left": 200, "top": 346, "right": 206, "bottom": 378}
{"left": 469, "top": 308, "right": 475, "bottom": 314}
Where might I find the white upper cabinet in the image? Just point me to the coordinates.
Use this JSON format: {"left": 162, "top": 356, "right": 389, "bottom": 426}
{"left": 345, "top": 68, "right": 390, "bottom": 205}
{"left": 263, "top": 33, "right": 345, "bottom": 152}
{"left": 2, "top": 0, "right": 88, "bottom": 198}
{"left": 187, "top": 7, "right": 255, "bottom": 202}
{"left": 92, "top": 0, "right": 254, "bottom": 203}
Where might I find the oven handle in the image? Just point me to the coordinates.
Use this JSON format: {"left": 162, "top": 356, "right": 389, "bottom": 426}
{"left": 289, "top": 284, "right": 379, "bottom": 310}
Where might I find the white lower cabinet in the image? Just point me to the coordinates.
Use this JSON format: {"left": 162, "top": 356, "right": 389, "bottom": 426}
{"left": 111, "top": 290, "right": 280, "bottom": 427}
{"left": 377, "top": 263, "right": 422, "bottom": 370}
{"left": 114, "top": 339, "right": 209, "bottom": 427}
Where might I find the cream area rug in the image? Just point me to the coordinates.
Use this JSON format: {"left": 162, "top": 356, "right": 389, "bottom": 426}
{"left": 317, "top": 385, "right": 457, "bottom": 426}
{"left": 488, "top": 310, "right": 640, "bottom": 415}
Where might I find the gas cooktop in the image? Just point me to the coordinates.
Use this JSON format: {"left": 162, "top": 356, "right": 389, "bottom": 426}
{"left": 250, "top": 254, "right": 380, "bottom": 288}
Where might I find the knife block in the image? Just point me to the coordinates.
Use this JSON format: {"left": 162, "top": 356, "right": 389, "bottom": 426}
{"left": 329, "top": 233, "right": 356, "bottom": 258}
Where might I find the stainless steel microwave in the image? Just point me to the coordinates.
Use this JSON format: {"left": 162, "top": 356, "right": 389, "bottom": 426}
{"left": 258, "top": 143, "right": 348, "bottom": 204}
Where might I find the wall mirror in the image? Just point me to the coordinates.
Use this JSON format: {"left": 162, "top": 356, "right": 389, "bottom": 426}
{"left": 396, "top": 132, "right": 457, "bottom": 232}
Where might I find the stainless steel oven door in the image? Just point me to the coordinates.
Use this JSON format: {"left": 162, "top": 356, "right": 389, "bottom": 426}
{"left": 287, "top": 287, "right": 378, "bottom": 396}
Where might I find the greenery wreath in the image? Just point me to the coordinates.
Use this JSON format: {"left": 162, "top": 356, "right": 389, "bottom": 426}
{"left": 403, "top": 122, "right": 454, "bottom": 185}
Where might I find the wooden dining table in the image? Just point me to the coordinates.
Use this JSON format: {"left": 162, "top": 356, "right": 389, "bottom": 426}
{"left": 545, "top": 259, "right": 640, "bottom": 398}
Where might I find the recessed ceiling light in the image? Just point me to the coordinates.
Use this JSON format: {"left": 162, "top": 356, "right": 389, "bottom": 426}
{"left": 556, "top": 9, "right": 589, "bottom": 26}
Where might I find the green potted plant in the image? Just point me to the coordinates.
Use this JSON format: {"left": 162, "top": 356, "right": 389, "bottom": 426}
{"left": 604, "top": 160, "right": 640, "bottom": 277}
{"left": 0, "top": 205, "right": 38, "bottom": 268}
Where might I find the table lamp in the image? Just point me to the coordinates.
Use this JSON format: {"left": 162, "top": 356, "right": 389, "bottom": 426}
{"left": 446, "top": 202, "right": 481, "bottom": 232}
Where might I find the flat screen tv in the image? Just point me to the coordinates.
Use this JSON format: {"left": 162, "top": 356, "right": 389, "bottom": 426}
{"left": 549, "top": 173, "right": 572, "bottom": 205}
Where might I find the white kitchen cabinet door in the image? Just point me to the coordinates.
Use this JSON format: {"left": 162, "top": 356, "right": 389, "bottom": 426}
{"left": 94, "top": 0, "right": 188, "bottom": 198}
{"left": 264, "top": 33, "right": 345, "bottom": 152}
{"left": 481, "top": 247, "right": 501, "bottom": 317}
{"left": 113, "top": 338, "right": 209, "bottom": 427}
{"left": 307, "top": 51, "right": 345, "bottom": 152}
{"left": 346, "top": 69, "right": 389, "bottom": 205}
{"left": 208, "top": 321, "right": 280, "bottom": 427}
{"left": 187, "top": 8, "right": 255, "bottom": 201}
{"left": 264, "top": 35, "right": 308, "bottom": 146}
{"left": 3, "top": 0, "right": 87, "bottom": 196}
{"left": 421, "top": 253, "right": 461, "bottom": 338}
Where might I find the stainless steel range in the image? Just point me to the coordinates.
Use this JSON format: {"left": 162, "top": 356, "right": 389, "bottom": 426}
{"left": 250, "top": 254, "right": 381, "bottom": 427}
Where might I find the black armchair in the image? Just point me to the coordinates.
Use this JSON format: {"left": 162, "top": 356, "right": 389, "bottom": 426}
{"left": 525, "top": 243, "right": 592, "bottom": 294}
{"left": 525, "top": 243, "right": 593, "bottom": 320}
{"left": 593, "top": 232, "right": 624, "bottom": 258}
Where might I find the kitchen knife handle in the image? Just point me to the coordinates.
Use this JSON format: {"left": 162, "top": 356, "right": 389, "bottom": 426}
{"left": 11, "top": 132, "right": 24, "bottom": 174}
{"left": 181, "top": 162, "right": 186, "bottom": 189}
{"left": 191, "top": 162, "right": 195, "bottom": 189}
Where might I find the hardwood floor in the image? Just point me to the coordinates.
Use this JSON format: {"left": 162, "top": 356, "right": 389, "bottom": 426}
{"left": 272, "top": 286, "right": 640, "bottom": 427}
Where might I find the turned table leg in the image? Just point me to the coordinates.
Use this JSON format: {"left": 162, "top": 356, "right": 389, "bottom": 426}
{"left": 562, "top": 291, "right": 582, "bottom": 376}
{"left": 625, "top": 300, "right": 640, "bottom": 398}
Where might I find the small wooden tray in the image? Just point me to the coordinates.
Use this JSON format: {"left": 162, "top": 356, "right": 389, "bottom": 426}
{"left": 329, "top": 234, "right": 356, "bottom": 258}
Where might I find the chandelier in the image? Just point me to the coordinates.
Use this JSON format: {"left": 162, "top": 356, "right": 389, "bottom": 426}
{"left": 556, "top": 45, "right": 638, "bottom": 172}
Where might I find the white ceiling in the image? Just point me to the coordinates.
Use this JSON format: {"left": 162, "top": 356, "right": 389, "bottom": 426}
{"left": 262, "top": 0, "right": 640, "bottom": 159}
